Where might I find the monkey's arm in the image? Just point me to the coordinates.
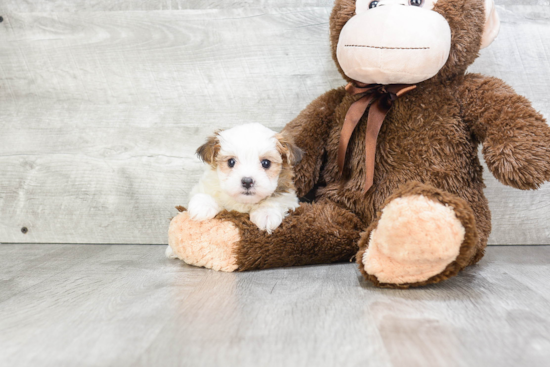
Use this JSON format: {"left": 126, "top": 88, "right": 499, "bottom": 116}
{"left": 455, "top": 73, "right": 550, "bottom": 190}
{"left": 282, "top": 87, "right": 346, "bottom": 197}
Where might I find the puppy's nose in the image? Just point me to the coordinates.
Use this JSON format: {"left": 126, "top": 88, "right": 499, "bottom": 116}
{"left": 241, "top": 177, "right": 254, "bottom": 189}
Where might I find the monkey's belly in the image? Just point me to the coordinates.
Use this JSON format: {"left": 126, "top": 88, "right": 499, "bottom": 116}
{"left": 318, "top": 140, "right": 483, "bottom": 224}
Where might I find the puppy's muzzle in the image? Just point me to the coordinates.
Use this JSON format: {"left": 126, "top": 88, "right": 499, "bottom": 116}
{"left": 241, "top": 177, "right": 254, "bottom": 189}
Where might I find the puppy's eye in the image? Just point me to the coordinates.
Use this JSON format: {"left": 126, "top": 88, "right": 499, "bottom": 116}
{"left": 228, "top": 158, "right": 236, "bottom": 168}
{"left": 409, "top": 0, "right": 423, "bottom": 6}
{"left": 369, "top": 1, "right": 379, "bottom": 8}
{"left": 261, "top": 159, "right": 271, "bottom": 169}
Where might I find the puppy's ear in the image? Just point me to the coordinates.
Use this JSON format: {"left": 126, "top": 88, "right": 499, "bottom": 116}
{"left": 275, "top": 133, "right": 303, "bottom": 166}
{"left": 196, "top": 133, "right": 220, "bottom": 165}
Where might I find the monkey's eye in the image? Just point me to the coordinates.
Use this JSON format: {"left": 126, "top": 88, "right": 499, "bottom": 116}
{"left": 369, "top": 1, "right": 379, "bottom": 8}
{"left": 261, "top": 159, "right": 271, "bottom": 169}
{"left": 228, "top": 158, "right": 236, "bottom": 168}
{"left": 409, "top": 0, "right": 423, "bottom": 6}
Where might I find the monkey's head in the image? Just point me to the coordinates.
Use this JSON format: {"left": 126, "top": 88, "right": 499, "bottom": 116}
{"left": 330, "top": 0, "right": 500, "bottom": 84}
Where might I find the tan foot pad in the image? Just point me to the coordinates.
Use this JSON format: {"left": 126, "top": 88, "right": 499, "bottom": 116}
{"left": 168, "top": 212, "right": 240, "bottom": 272}
{"left": 363, "top": 195, "right": 465, "bottom": 284}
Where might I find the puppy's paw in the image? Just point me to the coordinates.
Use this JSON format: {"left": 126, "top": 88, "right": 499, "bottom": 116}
{"left": 250, "top": 207, "right": 284, "bottom": 234}
{"left": 188, "top": 193, "right": 220, "bottom": 221}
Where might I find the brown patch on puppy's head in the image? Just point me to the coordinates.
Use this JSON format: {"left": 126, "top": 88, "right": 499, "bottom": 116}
{"left": 196, "top": 133, "right": 221, "bottom": 168}
{"left": 261, "top": 151, "right": 283, "bottom": 181}
{"left": 274, "top": 133, "right": 302, "bottom": 194}
{"left": 275, "top": 133, "right": 303, "bottom": 166}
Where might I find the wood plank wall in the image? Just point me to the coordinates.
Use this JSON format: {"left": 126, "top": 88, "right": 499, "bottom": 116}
{"left": 0, "top": 1, "right": 548, "bottom": 244}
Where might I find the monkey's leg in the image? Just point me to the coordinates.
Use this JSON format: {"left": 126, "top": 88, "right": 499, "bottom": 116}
{"left": 168, "top": 201, "right": 363, "bottom": 272}
{"left": 357, "top": 181, "right": 481, "bottom": 288}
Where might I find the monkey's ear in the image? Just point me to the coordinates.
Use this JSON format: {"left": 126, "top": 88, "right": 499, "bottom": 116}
{"left": 275, "top": 133, "right": 303, "bottom": 166}
{"left": 196, "top": 134, "right": 220, "bottom": 165}
{"left": 480, "top": 0, "right": 500, "bottom": 49}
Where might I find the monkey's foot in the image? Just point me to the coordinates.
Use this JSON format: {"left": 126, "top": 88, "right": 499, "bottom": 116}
{"left": 168, "top": 212, "right": 240, "bottom": 272}
{"left": 357, "top": 183, "right": 478, "bottom": 288}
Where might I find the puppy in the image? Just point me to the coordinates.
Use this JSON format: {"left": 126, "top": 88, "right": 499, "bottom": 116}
{"left": 167, "top": 123, "right": 302, "bottom": 259}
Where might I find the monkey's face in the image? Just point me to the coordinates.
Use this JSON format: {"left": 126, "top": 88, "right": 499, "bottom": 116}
{"left": 331, "top": 0, "right": 500, "bottom": 85}
{"left": 337, "top": 0, "right": 451, "bottom": 85}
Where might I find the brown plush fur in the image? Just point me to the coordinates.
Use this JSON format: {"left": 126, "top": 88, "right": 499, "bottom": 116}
{"left": 452, "top": 74, "right": 550, "bottom": 190}
{"left": 217, "top": 200, "right": 363, "bottom": 271}
{"left": 282, "top": 87, "right": 348, "bottom": 197}
{"left": 176, "top": 0, "right": 550, "bottom": 287}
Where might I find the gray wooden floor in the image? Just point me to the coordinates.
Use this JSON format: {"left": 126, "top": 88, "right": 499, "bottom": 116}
{"left": 1, "top": 245, "right": 549, "bottom": 367}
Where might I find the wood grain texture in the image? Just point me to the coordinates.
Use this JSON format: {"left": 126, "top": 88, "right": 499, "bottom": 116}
{"left": 0, "top": 0, "right": 541, "bottom": 12}
{"left": 1, "top": 244, "right": 549, "bottom": 367}
{"left": 0, "top": 4, "right": 549, "bottom": 244}
{"left": 0, "top": 0, "right": 336, "bottom": 12}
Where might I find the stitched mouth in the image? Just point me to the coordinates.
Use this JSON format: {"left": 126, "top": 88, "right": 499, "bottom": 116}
{"left": 344, "top": 45, "right": 430, "bottom": 50}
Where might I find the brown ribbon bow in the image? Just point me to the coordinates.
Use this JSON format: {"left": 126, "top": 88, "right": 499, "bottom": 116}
{"left": 337, "top": 82, "right": 416, "bottom": 192}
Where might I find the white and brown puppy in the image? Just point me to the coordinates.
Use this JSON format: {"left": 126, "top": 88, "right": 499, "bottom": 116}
{"left": 170, "top": 123, "right": 301, "bottom": 257}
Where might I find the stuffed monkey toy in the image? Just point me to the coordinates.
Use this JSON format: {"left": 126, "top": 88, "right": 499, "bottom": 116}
{"left": 168, "top": 0, "right": 550, "bottom": 288}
